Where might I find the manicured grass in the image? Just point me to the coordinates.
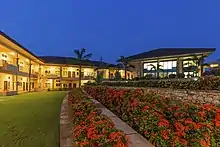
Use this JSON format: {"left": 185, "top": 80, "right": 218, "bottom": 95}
{"left": 0, "top": 91, "right": 67, "bottom": 147}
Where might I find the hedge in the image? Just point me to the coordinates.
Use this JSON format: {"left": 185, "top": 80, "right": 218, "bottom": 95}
{"left": 99, "top": 76, "right": 220, "bottom": 90}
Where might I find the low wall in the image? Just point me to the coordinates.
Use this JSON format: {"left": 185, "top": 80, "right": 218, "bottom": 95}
{"left": 112, "top": 86, "right": 220, "bottom": 105}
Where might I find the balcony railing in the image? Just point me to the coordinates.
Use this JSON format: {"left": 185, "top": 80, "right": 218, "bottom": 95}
{"left": 82, "top": 76, "right": 95, "bottom": 80}
{"left": 46, "top": 74, "right": 60, "bottom": 79}
{"left": 0, "top": 61, "right": 18, "bottom": 73}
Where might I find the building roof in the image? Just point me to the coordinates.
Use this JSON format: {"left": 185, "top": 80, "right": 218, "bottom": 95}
{"left": 0, "top": 30, "right": 43, "bottom": 62}
{"left": 39, "top": 56, "right": 119, "bottom": 68}
{"left": 123, "top": 48, "right": 216, "bottom": 61}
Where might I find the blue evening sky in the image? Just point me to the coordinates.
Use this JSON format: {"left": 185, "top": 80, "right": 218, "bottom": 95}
{"left": 1, "top": 0, "right": 220, "bottom": 63}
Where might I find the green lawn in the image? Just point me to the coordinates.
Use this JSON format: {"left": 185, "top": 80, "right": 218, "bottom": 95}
{"left": 0, "top": 91, "right": 67, "bottom": 147}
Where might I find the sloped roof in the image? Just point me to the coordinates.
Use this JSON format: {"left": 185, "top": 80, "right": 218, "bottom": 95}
{"left": 39, "top": 56, "right": 118, "bottom": 68}
{"left": 124, "top": 48, "right": 216, "bottom": 61}
{"left": 0, "top": 30, "right": 43, "bottom": 62}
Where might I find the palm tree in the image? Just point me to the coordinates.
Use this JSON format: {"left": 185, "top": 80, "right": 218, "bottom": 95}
{"left": 183, "top": 54, "right": 206, "bottom": 77}
{"left": 74, "top": 48, "right": 92, "bottom": 87}
{"left": 118, "top": 56, "right": 134, "bottom": 80}
{"left": 150, "top": 64, "right": 164, "bottom": 78}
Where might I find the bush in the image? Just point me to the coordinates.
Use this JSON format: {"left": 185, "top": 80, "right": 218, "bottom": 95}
{"left": 203, "top": 68, "right": 220, "bottom": 77}
{"left": 68, "top": 89, "right": 128, "bottom": 147}
{"left": 168, "top": 74, "right": 176, "bottom": 79}
{"left": 84, "top": 86, "right": 220, "bottom": 147}
{"left": 101, "top": 76, "right": 220, "bottom": 90}
{"left": 177, "top": 73, "right": 185, "bottom": 78}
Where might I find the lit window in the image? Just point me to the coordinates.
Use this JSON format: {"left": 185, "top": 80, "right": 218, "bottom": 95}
{"left": 163, "top": 62, "right": 168, "bottom": 69}
{"left": 173, "top": 61, "right": 177, "bottom": 67}
{"left": 167, "top": 61, "right": 172, "bottom": 69}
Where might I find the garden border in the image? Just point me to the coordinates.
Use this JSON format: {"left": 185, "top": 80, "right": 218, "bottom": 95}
{"left": 60, "top": 95, "right": 72, "bottom": 147}
{"left": 82, "top": 89, "right": 154, "bottom": 147}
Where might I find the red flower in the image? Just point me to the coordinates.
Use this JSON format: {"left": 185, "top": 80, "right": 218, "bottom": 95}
{"left": 161, "top": 130, "right": 169, "bottom": 140}
{"left": 200, "top": 139, "right": 207, "bottom": 147}
{"left": 158, "top": 119, "right": 170, "bottom": 127}
{"left": 143, "top": 105, "right": 150, "bottom": 112}
{"left": 179, "top": 139, "right": 187, "bottom": 145}
{"left": 203, "top": 104, "right": 213, "bottom": 111}
{"left": 198, "top": 111, "right": 206, "bottom": 118}
{"left": 167, "top": 107, "right": 172, "bottom": 111}
{"left": 174, "top": 122, "right": 184, "bottom": 132}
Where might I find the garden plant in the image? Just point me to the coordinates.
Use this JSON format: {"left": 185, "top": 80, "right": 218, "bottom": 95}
{"left": 68, "top": 89, "right": 129, "bottom": 147}
{"left": 84, "top": 86, "right": 220, "bottom": 147}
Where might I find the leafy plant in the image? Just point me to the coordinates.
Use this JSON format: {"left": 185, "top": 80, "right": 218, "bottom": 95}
{"left": 118, "top": 56, "right": 135, "bottom": 80}
{"left": 74, "top": 48, "right": 92, "bottom": 87}
{"left": 101, "top": 76, "right": 220, "bottom": 90}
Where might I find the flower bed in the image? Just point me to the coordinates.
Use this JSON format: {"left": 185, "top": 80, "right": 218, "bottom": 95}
{"left": 68, "top": 88, "right": 128, "bottom": 147}
{"left": 84, "top": 86, "right": 220, "bottom": 147}
{"left": 98, "top": 76, "right": 220, "bottom": 90}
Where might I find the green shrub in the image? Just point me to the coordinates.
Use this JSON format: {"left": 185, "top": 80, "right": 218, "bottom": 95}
{"left": 101, "top": 76, "right": 220, "bottom": 90}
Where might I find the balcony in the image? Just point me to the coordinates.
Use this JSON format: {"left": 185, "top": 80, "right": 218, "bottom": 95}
{"left": 31, "top": 72, "right": 39, "bottom": 78}
{"left": 0, "top": 61, "right": 18, "bottom": 73}
{"left": 46, "top": 74, "right": 60, "bottom": 79}
{"left": 62, "top": 76, "right": 79, "bottom": 81}
{"left": 82, "top": 76, "right": 95, "bottom": 80}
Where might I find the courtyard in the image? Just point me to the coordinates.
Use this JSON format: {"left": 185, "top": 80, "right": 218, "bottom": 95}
{"left": 0, "top": 91, "right": 67, "bottom": 147}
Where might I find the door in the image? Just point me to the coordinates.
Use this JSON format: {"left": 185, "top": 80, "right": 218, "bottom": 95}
{"left": 69, "top": 83, "right": 72, "bottom": 88}
{"left": 26, "top": 83, "right": 28, "bottom": 91}
{"left": 23, "top": 82, "right": 25, "bottom": 91}
{"left": 72, "top": 72, "right": 76, "bottom": 78}
{"left": 4, "top": 81, "right": 8, "bottom": 90}
{"left": 73, "top": 83, "right": 76, "bottom": 88}
{"left": 68, "top": 71, "right": 71, "bottom": 77}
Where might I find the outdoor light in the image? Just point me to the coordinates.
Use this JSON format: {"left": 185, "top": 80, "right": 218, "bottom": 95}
{"left": 193, "top": 77, "right": 198, "bottom": 81}
{"left": 10, "top": 52, "right": 15, "bottom": 56}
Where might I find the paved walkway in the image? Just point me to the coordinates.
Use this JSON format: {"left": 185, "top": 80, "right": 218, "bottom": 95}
{"left": 60, "top": 95, "right": 72, "bottom": 147}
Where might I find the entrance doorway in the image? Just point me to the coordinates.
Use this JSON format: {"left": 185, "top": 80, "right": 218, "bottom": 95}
{"left": 4, "top": 81, "right": 8, "bottom": 90}
{"left": 23, "top": 82, "right": 25, "bottom": 91}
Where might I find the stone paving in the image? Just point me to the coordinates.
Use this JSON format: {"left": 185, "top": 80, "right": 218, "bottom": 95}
{"left": 60, "top": 95, "right": 72, "bottom": 147}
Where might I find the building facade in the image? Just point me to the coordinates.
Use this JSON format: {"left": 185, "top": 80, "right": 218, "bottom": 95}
{"left": 0, "top": 31, "right": 134, "bottom": 95}
{"left": 123, "top": 48, "right": 215, "bottom": 78}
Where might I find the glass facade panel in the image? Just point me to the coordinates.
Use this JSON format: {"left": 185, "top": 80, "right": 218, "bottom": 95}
{"left": 183, "top": 60, "right": 197, "bottom": 67}
{"left": 159, "top": 61, "right": 177, "bottom": 70}
{"left": 143, "top": 62, "right": 157, "bottom": 70}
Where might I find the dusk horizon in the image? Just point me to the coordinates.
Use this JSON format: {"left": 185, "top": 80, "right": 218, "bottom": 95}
{"left": 1, "top": 0, "right": 220, "bottom": 63}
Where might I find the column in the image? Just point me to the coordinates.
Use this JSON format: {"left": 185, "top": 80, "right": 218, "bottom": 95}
{"left": 28, "top": 60, "right": 31, "bottom": 92}
{"left": 16, "top": 53, "right": 19, "bottom": 93}
{"left": 108, "top": 68, "right": 110, "bottom": 79}
{"left": 52, "top": 79, "right": 54, "bottom": 89}
{"left": 140, "top": 61, "right": 144, "bottom": 77}
{"left": 178, "top": 59, "right": 183, "bottom": 74}
{"left": 157, "top": 59, "right": 160, "bottom": 78}
{"left": 60, "top": 66, "right": 63, "bottom": 88}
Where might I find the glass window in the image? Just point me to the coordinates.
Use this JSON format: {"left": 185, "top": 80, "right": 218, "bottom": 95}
{"left": 173, "top": 61, "right": 177, "bottom": 67}
{"left": 167, "top": 61, "right": 172, "bottom": 69}
{"left": 183, "top": 60, "right": 196, "bottom": 67}
{"left": 144, "top": 62, "right": 157, "bottom": 70}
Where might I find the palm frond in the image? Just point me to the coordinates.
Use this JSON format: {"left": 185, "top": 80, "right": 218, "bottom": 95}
{"left": 74, "top": 49, "right": 81, "bottom": 59}
{"left": 83, "top": 53, "right": 92, "bottom": 60}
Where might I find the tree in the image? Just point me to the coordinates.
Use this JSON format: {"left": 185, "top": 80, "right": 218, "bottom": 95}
{"left": 150, "top": 64, "right": 164, "bottom": 78}
{"left": 74, "top": 48, "right": 92, "bottom": 87}
{"left": 183, "top": 54, "right": 206, "bottom": 77}
{"left": 118, "top": 56, "right": 134, "bottom": 80}
{"left": 95, "top": 56, "right": 105, "bottom": 83}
